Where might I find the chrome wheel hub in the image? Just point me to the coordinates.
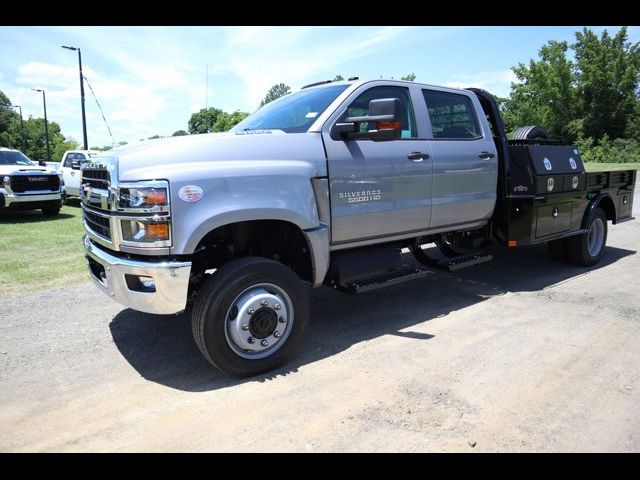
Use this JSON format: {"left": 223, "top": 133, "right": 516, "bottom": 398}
{"left": 225, "top": 283, "right": 293, "bottom": 359}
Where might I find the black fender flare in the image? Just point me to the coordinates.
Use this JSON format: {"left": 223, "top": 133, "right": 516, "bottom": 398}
{"left": 581, "top": 194, "right": 616, "bottom": 229}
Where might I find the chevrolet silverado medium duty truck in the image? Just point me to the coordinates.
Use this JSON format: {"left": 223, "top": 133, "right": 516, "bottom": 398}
{"left": 80, "top": 79, "right": 636, "bottom": 376}
{"left": 1, "top": 147, "right": 64, "bottom": 215}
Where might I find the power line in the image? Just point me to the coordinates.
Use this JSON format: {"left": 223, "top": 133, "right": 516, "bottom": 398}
{"left": 82, "top": 74, "right": 116, "bottom": 147}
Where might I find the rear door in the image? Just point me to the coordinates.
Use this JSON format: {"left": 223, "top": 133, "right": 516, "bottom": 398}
{"left": 421, "top": 88, "right": 498, "bottom": 228}
{"left": 322, "top": 84, "right": 433, "bottom": 244}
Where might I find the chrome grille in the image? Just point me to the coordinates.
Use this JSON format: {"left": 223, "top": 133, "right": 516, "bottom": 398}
{"left": 82, "top": 168, "right": 110, "bottom": 189}
{"left": 83, "top": 209, "right": 111, "bottom": 240}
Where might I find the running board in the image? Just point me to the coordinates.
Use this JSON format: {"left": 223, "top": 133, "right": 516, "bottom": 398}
{"left": 437, "top": 252, "right": 493, "bottom": 272}
{"left": 338, "top": 266, "right": 432, "bottom": 294}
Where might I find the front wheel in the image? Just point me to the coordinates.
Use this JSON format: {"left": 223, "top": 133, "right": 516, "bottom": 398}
{"left": 191, "top": 257, "right": 310, "bottom": 376}
{"left": 42, "top": 200, "right": 61, "bottom": 216}
{"left": 567, "top": 208, "right": 608, "bottom": 266}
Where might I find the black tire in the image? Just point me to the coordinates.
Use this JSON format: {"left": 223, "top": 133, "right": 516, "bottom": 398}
{"left": 42, "top": 201, "right": 61, "bottom": 216}
{"left": 512, "top": 125, "right": 549, "bottom": 140}
{"left": 567, "top": 208, "right": 608, "bottom": 267}
{"left": 547, "top": 238, "right": 569, "bottom": 262}
{"left": 191, "top": 257, "right": 310, "bottom": 377}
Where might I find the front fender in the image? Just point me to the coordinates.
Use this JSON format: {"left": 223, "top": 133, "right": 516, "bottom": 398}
{"left": 172, "top": 166, "right": 320, "bottom": 255}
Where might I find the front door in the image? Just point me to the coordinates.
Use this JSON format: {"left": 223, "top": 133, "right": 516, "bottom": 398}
{"left": 323, "top": 85, "right": 433, "bottom": 244}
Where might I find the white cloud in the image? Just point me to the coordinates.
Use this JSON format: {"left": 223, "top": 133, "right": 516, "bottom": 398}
{"left": 444, "top": 69, "right": 518, "bottom": 97}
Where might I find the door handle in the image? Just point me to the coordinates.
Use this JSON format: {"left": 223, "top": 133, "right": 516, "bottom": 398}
{"left": 407, "top": 152, "right": 429, "bottom": 162}
{"left": 478, "top": 152, "right": 495, "bottom": 160}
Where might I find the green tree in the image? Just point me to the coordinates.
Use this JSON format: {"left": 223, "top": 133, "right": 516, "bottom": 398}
{"left": 188, "top": 107, "right": 223, "bottom": 134}
{"left": 212, "top": 111, "right": 250, "bottom": 132}
{"left": 52, "top": 138, "right": 78, "bottom": 162}
{"left": 333, "top": 75, "right": 344, "bottom": 81}
{"left": 260, "top": 83, "right": 291, "bottom": 107}
{"left": 502, "top": 40, "right": 577, "bottom": 142}
{"left": 573, "top": 27, "right": 640, "bottom": 141}
{"left": 147, "top": 134, "right": 162, "bottom": 140}
{"left": 172, "top": 129, "right": 188, "bottom": 136}
{"left": 0, "top": 91, "right": 19, "bottom": 148}
{"left": 20, "top": 117, "right": 66, "bottom": 161}
{"left": 503, "top": 27, "right": 640, "bottom": 145}
{"left": 401, "top": 73, "right": 416, "bottom": 81}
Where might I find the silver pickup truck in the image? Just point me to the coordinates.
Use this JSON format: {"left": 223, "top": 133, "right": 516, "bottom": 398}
{"left": 1, "top": 147, "right": 64, "bottom": 215}
{"left": 81, "top": 79, "right": 636, "bottom": 376}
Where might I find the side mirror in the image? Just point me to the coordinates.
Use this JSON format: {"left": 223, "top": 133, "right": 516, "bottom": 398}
{"left": 331, "top": 98, "right": 403, "bottom": 141}
{"left": 71, "top": 160, "right": 81, "bottom": 170}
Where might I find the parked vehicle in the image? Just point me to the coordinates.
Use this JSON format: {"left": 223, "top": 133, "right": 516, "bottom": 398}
{"left": 59, "top": 150, "right": 98, "bottom": 197}
{"left": 0, "top": 147, "right": 65, "bottom": 215}
{"left": 80, "top": 78, "right": 636, "bottom": 376}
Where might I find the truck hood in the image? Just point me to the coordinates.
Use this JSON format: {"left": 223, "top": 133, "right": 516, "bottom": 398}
{"left": 0, "top": 165, "right": 57, "bottom": 176}
{"left": 96, "top": 131, "right": 328, "bottom": 182}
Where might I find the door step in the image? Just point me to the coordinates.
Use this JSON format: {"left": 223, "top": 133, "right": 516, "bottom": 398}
{"left": 339, "top": 266, "right": 432, "bottom": 294}
{"left": 437, "top": 252, "right": 493, "bottom": 272}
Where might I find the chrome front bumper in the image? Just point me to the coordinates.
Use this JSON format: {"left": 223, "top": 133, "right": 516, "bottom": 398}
{"left": 1, "top": 190, "right": 61, "bottom": 207}
{"left": 83, "top": 235, "right": 192, "bottom": 315}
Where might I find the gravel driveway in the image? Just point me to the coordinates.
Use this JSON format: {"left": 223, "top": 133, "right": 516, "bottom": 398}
{"left": 1, "top": 185, "right": 639, "bottom": 452}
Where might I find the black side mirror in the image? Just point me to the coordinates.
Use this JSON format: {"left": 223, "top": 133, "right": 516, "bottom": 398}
{"left": 71, "top": 160, "right": 81, "bottom": 170}
{"left": 331, "top": 98, "right": 403, "bottom": 141}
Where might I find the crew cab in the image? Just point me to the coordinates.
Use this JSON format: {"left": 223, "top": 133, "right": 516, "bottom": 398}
{"left": 80, "top": 78, "right": 636, "bottom": 376}
{"left": 59, "top": 149, "right": 97, "bottom": 197}
{"left": 0, "top": 147, "right": 64, "bottom": 215}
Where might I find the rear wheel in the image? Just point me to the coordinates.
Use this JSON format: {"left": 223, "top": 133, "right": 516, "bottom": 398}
{"left": 567, "top": 208, "right": 608, "bottom": 266}
{"left": 191, "top": 257, "right": 309, "bottom": 376}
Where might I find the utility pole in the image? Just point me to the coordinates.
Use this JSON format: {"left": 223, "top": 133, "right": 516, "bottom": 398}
{"left": 62, "top": 45, "right": 88, "bottom": 149}
{"left": 31, "top": 89, "right": 51, "bottom": 163}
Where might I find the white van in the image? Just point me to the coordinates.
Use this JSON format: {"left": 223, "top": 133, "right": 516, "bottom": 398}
{"left": 58, "top": 150, "right": 98, "bottom": 197}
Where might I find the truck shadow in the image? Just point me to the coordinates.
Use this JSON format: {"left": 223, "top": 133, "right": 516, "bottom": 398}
{"left": 0, "top": 211, "right": 74, "bottom": 223}
{"left": 109, "top": 243, "right": 635, "bottom": 392}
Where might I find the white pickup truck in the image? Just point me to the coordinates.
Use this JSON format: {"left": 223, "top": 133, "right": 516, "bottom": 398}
{"left": 58, "top": 150, "right": 97, "bottom": 197}
{"left": 0, "top": 147, "right": 64, "bottom": 215}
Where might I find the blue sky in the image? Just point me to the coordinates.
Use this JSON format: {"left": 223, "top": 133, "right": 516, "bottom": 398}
{"left": 0, "top": 26, "right": 637, "bottom": 151}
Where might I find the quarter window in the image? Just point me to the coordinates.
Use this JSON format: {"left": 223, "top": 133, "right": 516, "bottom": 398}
{"left": 345, "top": 86, "right": 417, "bottom": 139}
{"left": 423, "top": 90, "right": 480, "bottom": 139}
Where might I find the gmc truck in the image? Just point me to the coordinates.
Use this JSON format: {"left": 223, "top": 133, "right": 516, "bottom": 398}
{"left": 1, "top": 147, "right": 64, "bottom": 215}
{"left": 80, "top": 79, "right": 636, "bottom": 376}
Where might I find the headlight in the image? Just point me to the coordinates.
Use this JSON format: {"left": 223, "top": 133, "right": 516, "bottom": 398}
{"left": 3, "top": 176, "right": 9, "bottom": 188}
{"left": 119, "top": 187, "right": 168, "bottom": 208}
{"left": 121, "top": 219, "right": 170, "bottom": 243}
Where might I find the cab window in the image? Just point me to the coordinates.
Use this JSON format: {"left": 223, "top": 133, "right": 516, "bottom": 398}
{"left": 345, "top": 86, "right": 417, "bottom": 139}
{"left": 423, "top": 90, "right": 481, "bottom": 139}
{"left": 63, "top": 153, "right": 76, "bottom": 168}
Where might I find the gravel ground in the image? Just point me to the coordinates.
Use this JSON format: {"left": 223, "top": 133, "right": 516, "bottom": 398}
{"left": 1, "top": 185, "right": 639, "bottom": 452}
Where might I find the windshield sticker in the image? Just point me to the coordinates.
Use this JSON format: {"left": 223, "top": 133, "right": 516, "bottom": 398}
{"left": 178, "top": 185, "right": 203, "bottom": 202}
{"left": 305, "top": 112, "right": 319, "bottom": 118}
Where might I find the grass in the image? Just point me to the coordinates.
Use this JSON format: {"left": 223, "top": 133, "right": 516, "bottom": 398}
{"left": 584, "top": 162, "right": 640, "bottom": 172}
{"left": 0, "top": 199, "right": 87, "bottom": 296}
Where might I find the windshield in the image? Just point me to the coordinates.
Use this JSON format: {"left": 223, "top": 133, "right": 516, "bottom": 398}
{"left": 0, "top": 150, "right": 36, "bottom": 166}
{"left": 233, "top": 84, "right": 350, "bottom": 133}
